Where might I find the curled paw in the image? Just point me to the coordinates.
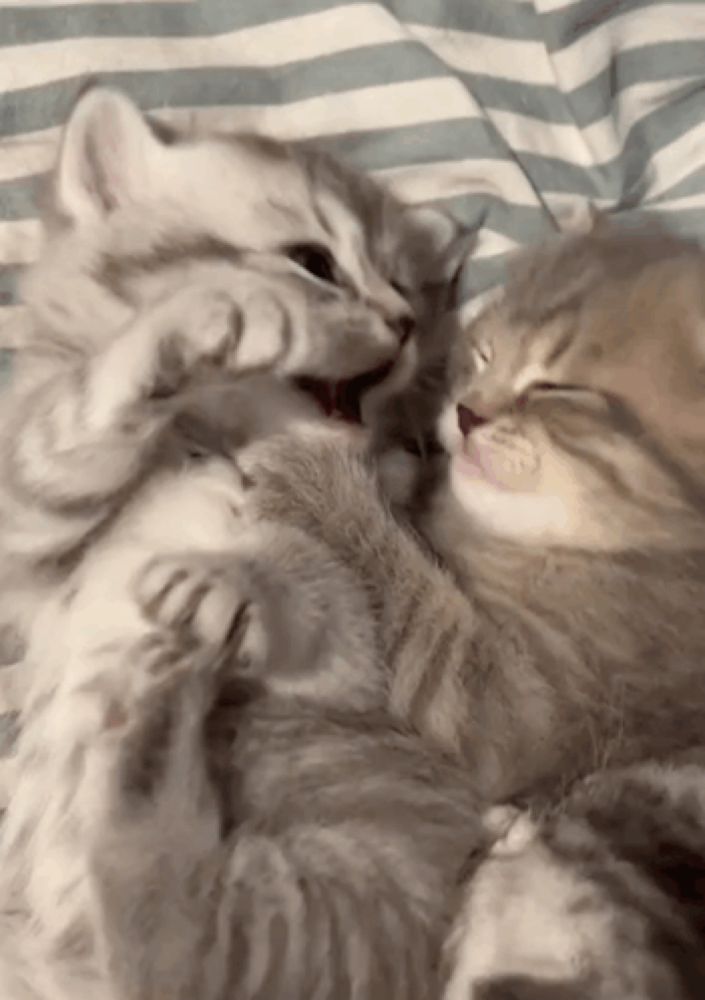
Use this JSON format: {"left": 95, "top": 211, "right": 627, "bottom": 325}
{"left": 132, "top": 553, "right": 270, "bottom": 679}
{"left": 134, "top": 554, "right": 249, "bottom": 651}
{"left": 149, "top": 285, "right": 242, "bottom": 396}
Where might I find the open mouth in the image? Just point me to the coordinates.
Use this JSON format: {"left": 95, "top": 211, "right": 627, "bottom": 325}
{"left": 295, "top": 361, "right": 394, "bottom": 424}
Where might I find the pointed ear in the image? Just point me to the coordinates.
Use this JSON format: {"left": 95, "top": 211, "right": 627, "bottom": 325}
{"left": 55, "top": 87, "right": 164, "bottom": 223}
{"left": 405, "top": 205, "right": 475, "bottom": 282}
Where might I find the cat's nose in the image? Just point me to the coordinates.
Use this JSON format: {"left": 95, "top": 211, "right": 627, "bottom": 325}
{"left": 388, "top": 312, "right": 415, "bottom": 345}
{"left": 457, "top": 403, "right": 487, "bottom": 436}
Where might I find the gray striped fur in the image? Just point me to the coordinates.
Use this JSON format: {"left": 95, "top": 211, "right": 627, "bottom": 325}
{"left": 444, "top": 756, "right": 705, "bottom": 999}
{"left": 0, "top": 88, "right": 469, "bottom": 1000}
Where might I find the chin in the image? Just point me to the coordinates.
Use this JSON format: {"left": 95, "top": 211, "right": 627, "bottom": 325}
{"left": 449, "top": 458, "right": 574, "bottom": 546}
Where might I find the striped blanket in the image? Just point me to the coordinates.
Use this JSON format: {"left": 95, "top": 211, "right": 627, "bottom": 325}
{"left": 1, "top": 0, "right": 705, "bottom": 796}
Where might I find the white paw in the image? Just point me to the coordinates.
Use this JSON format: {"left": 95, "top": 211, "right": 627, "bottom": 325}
{"left": 236, "top": 290, "right": 288, "bottom": 369}
{"left": 164, "top": 284, "right": 242, "bottom": 372}
{"left": 134, "top": 554, "right": 247, "bottom": 650}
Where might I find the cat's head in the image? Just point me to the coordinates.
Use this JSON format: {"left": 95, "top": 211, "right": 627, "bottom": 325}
{"left": 23, "top": 85, "right": 465, "bottom": 429}
{"left": 438, "top": 223, "right": 705, "bottom": 550}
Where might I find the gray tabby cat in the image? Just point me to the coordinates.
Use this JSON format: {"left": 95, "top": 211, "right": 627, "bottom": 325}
{"left": 240, "top": 222, "right": 705, "bottom": 799}
{"left": 0, "top": 83, "right": 461, "bottom": 644}
{"left": 231, "top": 223, "right": 705, "bottom": 997}
{"left": 30, "top": 221, "right": 704, "bottom": 1000}
{"left": 0, "top": 87, "right": 477, "bottom": 1000}
{"left": 443, "top": 753, "right": 705, "bottom": 999}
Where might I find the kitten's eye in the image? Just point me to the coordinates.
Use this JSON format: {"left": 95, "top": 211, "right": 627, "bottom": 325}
{"left": 472, "top": 345, "right": 491, "bottom": 371}
{"left": 286, "top": 243, "right": 337, "bottom": 283}
{"left": 529, "top": 381, "right": 590, "bottom": 395}
{"left": 529, "top": 381, "right": 562, "bottom": 392}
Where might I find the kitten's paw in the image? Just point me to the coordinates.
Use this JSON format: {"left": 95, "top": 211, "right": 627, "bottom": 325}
{"left": 238, "top": 423, "right": 371, "bottom": 526}
{"left": 135, "top": 554, "right": 250, "bottom": 650}
{"left": 134, "top": 554, "right": 271, "bottom": 680}
{"left": 313, "top": 305, "right": 401, "bottom": 379}
{"left": 151, "top": 285, "right": 243, "bottom": 394}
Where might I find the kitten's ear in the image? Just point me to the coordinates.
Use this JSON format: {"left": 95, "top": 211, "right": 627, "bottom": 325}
{"left": 406, "top": 206, "right": 474, "bottom": 281}
{"left": 55, "top": 86, "right": 164, "bottom": 223}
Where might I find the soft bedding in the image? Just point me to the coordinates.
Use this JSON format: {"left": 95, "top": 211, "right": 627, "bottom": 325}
{"left": 1, "top": 0, "right": 705, "bottom": 800}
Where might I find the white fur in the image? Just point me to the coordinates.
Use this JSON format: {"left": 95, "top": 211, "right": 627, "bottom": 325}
{"left": 443, "top": 828, "right": 609, "bottom": 999}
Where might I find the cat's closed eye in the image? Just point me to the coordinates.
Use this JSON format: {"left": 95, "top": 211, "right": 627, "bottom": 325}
{"left": 528, "top": 381, "right": 563, "bottom": 392}
{"left": 526, "top": 381, "right": 594, "bottom": 396}
{"left": 286, "top": 243, "right": 337, "bottom": 284}
{"left": 472, "top": 344, "right": 492, "bottom": 371}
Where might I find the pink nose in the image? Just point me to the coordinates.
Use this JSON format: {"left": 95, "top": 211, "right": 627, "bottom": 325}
{"left": 457, "top": 403, "right": 487, "bottom": 436}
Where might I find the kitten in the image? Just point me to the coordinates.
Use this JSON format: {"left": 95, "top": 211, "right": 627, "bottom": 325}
{"left": 235, "top": 222, "right": 705, "bottom": 802}
{"left": 0, "top": 83, "right": 461, "bottom": 645}
{"left": 0, "top": 468, "right": 483, "bottom": 1000}
{"left": 0, "top": 86, "right": 474, "bottom": 999}
{"left": 442, "top": 754, "right": 705, "bottom": 999}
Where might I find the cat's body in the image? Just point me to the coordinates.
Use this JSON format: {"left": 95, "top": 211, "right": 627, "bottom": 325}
{"left": 1, "top": 452, "right": 481, "bottom": 1000}
{"left": 0, "top": 87, "right": 479, "bottom": 1000}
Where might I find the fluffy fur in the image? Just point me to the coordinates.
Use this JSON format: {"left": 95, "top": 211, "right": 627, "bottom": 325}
{"left": 443, "top": 754, "right": 705, "bottom": 999}
{"left": 234, "top": 222, "right": 705, "bottom": 801}
{"left": 230, "top": 222, "right": 705, "bottom": 996}
{"left": 0, "top": 87, "right": 475, "bottom": 999}
{"left": 0, "top": 84, "right": 460, "bottom": 638}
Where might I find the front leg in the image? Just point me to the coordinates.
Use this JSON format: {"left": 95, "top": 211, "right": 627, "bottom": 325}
{"left": 69, "top": 627, "right": 228, "bottom": 1000}
{"left": 3, "top": 271, "right": 401, "bottom": 571}
{"left": 239, "top": 429, "right": 535, "bottom": 793}
{"left": 2, "top": 285, "right": 244, "bottom": 567}
{"left": 133, "top": 522, "right": 381, "bottom": 710}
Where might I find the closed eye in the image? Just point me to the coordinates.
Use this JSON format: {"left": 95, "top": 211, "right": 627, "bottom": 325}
{"left": 526, "top": 382, "right": 608, "bottom": 411}
{"left": 472, "top": 345, "right": 492, "bottom": 371}
{"left": 530, "top": 381, "right": 583, "bottom": 393}
{"left": 285, "top": 243, "right": 337, "bottom": 284}
{"left": 529, "top": 380, "right": 563, "bottom": 392}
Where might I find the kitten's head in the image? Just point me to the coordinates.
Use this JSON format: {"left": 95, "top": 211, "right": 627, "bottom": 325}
{"left": 438, "top": 223, "right": 705, "bottom": 550}
{"left": 443, "top": 796, "right": 703, "bottom": 1000}
{"left": 23, "top": 86, "right": 464, "bottom": 429}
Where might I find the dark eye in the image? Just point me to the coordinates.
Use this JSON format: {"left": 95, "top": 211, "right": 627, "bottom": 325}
{"left": 286, "top": 243, "right": 336, "bottom": 283}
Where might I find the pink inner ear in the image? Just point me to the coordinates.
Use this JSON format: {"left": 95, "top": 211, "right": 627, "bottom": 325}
{"left": 80, "top": 129, "right": 116, "bottom": 212}
{"left": 58, "top": 89, "right": 157, "bottom": 220}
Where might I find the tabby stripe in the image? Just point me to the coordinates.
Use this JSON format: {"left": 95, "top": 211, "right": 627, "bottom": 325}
{"left": 543, "top": 326, "right": 577, "bottom": 368}
{"left": 550, "top": 433, "right": 637, "bottom": 505}
{"left": 384, "top": 585, "right": 427, "bottom": 676}
{"left": 407, "top": 621, "right": 463, "bottom": 736}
